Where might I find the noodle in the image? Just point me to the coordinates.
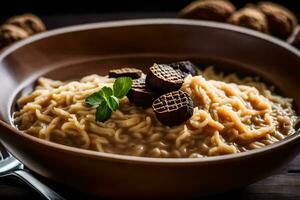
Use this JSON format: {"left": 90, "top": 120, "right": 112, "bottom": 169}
{"left": 14, "top": 67, "right": 298, "bottom": 158}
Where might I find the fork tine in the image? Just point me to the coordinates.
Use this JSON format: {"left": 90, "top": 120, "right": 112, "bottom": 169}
{"left": 0, "top": 142, "right": 10, "bottom": 160}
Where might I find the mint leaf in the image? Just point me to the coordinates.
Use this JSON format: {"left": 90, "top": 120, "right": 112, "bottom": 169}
{"left": 108, "top": 96, "right": 119, "bottom": 111}
{"left": 98, "top": 86, "right": 117, "bottom": 111}
{"left": 85, "top": 77, "right": 133, "bottom": 122}
{"left": 113, "top": 77, "right": 132, "bottom": 98}
{"left": 96, "top": 101, "right": 112, "bottom": 122}
{"left": 85, "top": 92, "right": 103, "bottom": 106}
{"left": 99, "top": 86, "right": 113, "bottom": 99}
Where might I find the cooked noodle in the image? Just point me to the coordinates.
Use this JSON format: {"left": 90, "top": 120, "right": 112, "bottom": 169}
{"left": 14, "top": 67, "right": 298, "bottom": 158}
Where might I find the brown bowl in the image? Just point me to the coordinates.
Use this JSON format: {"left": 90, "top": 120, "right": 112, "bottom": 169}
{"left": 0, "top": 19, "right": 299, "bottom": 198}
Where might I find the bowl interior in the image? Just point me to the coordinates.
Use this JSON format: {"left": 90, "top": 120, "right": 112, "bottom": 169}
{"left": 9, "top": 54, "right": 295, "bottom": 115}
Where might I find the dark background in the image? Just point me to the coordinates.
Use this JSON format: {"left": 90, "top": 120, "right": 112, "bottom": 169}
{"left": 0, "top": 0, "right": 299, "bottom": 19}
{"left": 1, "top": 0, "right": 299, "bottom": 30}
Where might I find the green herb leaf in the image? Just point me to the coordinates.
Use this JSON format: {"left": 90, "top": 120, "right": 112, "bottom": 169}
{"left": 113, "top": 77, "right": 132, "bottom": 98}
{"left": 108, "top": 96, "right": 119, "bottom": 111}
{"left": 85, "top": 92, "right": 103, "bottom": 106}
{"left": 85, "top": 76, "right": 133, "bottom": 122}
{"left": 96, "top": 101, "right": 112, "bottom": 122}
{"left": 98, "top": 86, "right": 117, "bottom": 111}
{"left": 99, "top": 86, "right": 113, "bottom": 99}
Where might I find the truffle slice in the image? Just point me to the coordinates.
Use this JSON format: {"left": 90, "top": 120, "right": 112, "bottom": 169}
{"left": 146, "top": 64, "right": 185, "bottom": 93}
{"left": 127, "top": 78, "right": 159, "bottom": 107}
{"left": 152, "top": 90, "right": 194, "bottom": 126}
{"left": 169, "top": 61, "right": 197, "bottom": 76}
{"left": 109, "top": 68, "right": 143, "bottom": 79}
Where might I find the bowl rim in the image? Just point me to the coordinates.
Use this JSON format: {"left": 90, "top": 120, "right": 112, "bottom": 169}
{"left": 0, "top": 18, "right": 299, "bottom": 164}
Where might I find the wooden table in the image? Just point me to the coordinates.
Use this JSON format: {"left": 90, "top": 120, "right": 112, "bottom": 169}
{"left": 0, "top": 13, "right": 299, "bottom": 200}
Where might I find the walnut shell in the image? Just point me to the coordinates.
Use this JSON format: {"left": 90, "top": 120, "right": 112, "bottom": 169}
{"left": 0, "top": 24, "right": 29, "bottom": 49}
{"left": 179, "top": 0, "right": 236, "bottom": 22}
{"left": 6, "top": 13, "right": 46, "bottom": 35}
{"left": 258, "top": 1, "right": 297, "bottom": 39}
{"left": 228, "top": 7, "right": 268, "bottom": 33}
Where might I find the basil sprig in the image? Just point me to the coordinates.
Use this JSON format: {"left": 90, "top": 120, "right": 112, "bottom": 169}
{"left": 85, "top": 77, "right": 132, "bottom": 122}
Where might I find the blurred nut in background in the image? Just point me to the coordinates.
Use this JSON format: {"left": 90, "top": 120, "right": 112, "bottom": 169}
{"left": 6, "top": 13, "right": 46, "bottom": 35}
{"left": 179, "top": 0, "right": 236, "bottom": 22}
{"left": 0, "top": 24, "right": 29, "bottom": 49}
{"left": 258, "top": 1, "right": 297, "bottom": 39}
{"left": 228, "top": 6, "right": 268, "bottom": 33}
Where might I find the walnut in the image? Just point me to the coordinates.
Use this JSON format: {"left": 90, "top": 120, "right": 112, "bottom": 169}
{"left": 257, "top": 1, "right": 297, "bottom": 39}
{"left": 179, "top": 0, "right": 236, "bottom": 22}
{"left": 0, "top": 24, "right": 29, "bottom": 49}
{"left": 228, "top": 6, "right": 268, "bottom": 33}
{"left": 6, "top": 13, "right": 46, "bottom": 36}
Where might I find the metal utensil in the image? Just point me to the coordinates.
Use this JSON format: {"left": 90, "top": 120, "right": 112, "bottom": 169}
{"left": 0, "top": 143, "right": 65, "bottom": 200}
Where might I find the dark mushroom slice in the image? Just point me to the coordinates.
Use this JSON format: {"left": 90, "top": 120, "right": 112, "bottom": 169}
{"left": 169, "top": 61, "right": 197, "bottom": 76}
{"left": 152, "top": 90, "right": 194, "bottom": 126}
{"left": 127, "top": 78, "right": 159, "bottom": 107}
{"left": 109, "top": 68, "right": 143, "bottom": 79}
{"left": 146, "top": 63, "right": 185, "bottom": 93}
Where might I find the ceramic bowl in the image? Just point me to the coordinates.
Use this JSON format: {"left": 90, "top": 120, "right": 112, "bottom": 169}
{"left": 0, "top": 19, "right": 299, "bottom": 198}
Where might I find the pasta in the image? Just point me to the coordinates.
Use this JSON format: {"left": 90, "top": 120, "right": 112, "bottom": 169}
{"left": 14, "top": 67, "right": 298, "bottom": 158}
